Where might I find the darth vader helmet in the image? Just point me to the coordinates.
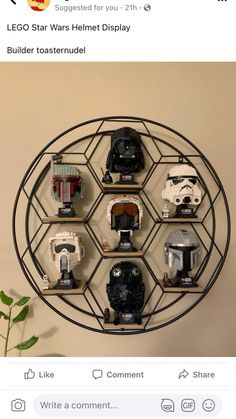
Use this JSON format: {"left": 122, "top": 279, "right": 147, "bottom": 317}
{"left": 106, "top": 127, "right": 145, "bottom": 174}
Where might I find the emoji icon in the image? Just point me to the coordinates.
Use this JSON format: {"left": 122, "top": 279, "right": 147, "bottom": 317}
{"left": 202, "top": 399, "right": 215, "bottom": 412}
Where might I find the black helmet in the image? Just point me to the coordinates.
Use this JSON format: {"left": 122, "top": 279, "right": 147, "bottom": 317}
{"left": 106, "top": 127, "right": 145, "bottom": 174}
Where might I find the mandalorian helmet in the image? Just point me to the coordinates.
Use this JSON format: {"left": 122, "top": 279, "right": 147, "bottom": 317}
{"left": 164, "top": 229, "right": 200, "bottom": 286}
{"left": 162, "top": 164, "right": 201, "bottom": 206}
{"left": 49, "top": 231, "right": 85, "bottom": 289}
{"left": 106, "top": 262, "right": 145, "bottom": 325}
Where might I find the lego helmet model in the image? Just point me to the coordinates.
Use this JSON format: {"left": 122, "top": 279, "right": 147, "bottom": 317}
{"left": 106, "top": 195, "right": 143, "bottom": 251}
{"left": 51, "top": 154, "right": 83, "bottom": 217}
{"left": 105, "top": 262, "right": 145, "bottom": 325}
{"left": 162, "top": 164, "right": 201, "bottom": 206}
{"left": 49, "top": 231, "right": 85, "bottom": 289}
{"left": 103, "top": 127, "right": 145, "bottom": 184}
{"left": 164, "top": 229, "right": 200, "bottom": 287}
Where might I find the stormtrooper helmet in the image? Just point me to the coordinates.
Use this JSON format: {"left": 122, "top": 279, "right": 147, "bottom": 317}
{"left": 162, "top": 164, "right": 201, "bottom": 206}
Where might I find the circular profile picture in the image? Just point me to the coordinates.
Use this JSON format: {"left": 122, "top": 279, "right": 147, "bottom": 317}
{"left": 27, "top": 0, "right": 50, "bottom": 11}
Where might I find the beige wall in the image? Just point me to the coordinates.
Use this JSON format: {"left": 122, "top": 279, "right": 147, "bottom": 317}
{"left": 0, "top": 62, "right": 235, "bottom": 357}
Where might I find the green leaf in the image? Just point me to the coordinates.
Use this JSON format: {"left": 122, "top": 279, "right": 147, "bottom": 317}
{"left": 0, "top": 291, "right": 13, "bottom": 306}
{"left": 0, "top": 311, "right": 9, "bottom": 320}
{"left": 15, "top": 296, "right": 31, "bottom": 307}
{"left": 12, "top": 305, "right": 29, "bottom": 323}
{"left": 14, "top": 336, "right": 39, "bottom": 350}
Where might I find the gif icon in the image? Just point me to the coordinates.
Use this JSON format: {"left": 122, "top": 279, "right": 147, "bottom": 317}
{"left": 181, "top": 399, "right": 195, "bottom": 412}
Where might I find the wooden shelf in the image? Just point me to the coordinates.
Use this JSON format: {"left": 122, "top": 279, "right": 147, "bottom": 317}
{"left": 102, "top": 251, "right": 143, "bottom": 258}
{"left": 103, "top": 322, "right": 144, "bottom": 330}
{"left": 102, "top": 184, "right": 143, "bottom": 192}
{"left": 41, "top": 287, "right": 84, "bottom": 296}
{"left": 43, "top": 216, "right": 84, "bottom": 223}
{"left": 159, "top": 217, "right": 202, "bottom": 223}
{"left": 162, "top": 283, "right": 203, "bottom": 293}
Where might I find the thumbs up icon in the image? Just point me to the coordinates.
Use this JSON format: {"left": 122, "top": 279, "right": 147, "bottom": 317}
{"left": 24, "top": 369, "right": 35, "bottom": 379}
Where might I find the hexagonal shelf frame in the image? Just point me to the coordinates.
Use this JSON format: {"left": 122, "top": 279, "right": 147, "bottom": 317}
{"left": 12, "top": 116, "right": 231, "bottom": 335}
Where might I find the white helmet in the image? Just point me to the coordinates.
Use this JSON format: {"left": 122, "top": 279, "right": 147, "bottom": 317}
{"left": 49, "top": 231, "right": 84, "bottom": 274}
{"left": 162, "top": 164, "right": 201, "bottom": 206}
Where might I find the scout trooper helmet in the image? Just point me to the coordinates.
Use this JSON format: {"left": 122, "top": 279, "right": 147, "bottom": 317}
{"left": 49, "top": 231, "right": 84, "bottom": 275}
{"left": 162, "top": 164, "right": 201, "bottom": 206}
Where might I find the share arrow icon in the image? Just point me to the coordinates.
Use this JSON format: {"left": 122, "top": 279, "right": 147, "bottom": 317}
{"left": 178, "top": 369, "right": 189, "bottom": 379}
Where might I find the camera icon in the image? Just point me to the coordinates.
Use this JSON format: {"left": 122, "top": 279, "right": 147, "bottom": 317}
{"left": 11, "top": 399, "right": 26, "bottom": 412}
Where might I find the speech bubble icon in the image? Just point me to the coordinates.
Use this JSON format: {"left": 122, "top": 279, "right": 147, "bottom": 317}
{"left": 92, "top": 369, "right": 103, "bottom": 380}
{"left": 161, "top": 399, "right": 175, "bottom": 412}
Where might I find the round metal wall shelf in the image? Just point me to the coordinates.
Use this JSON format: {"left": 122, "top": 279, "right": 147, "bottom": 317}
{"left": 12, "top": 116, "right": 231, "bottom": 334}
